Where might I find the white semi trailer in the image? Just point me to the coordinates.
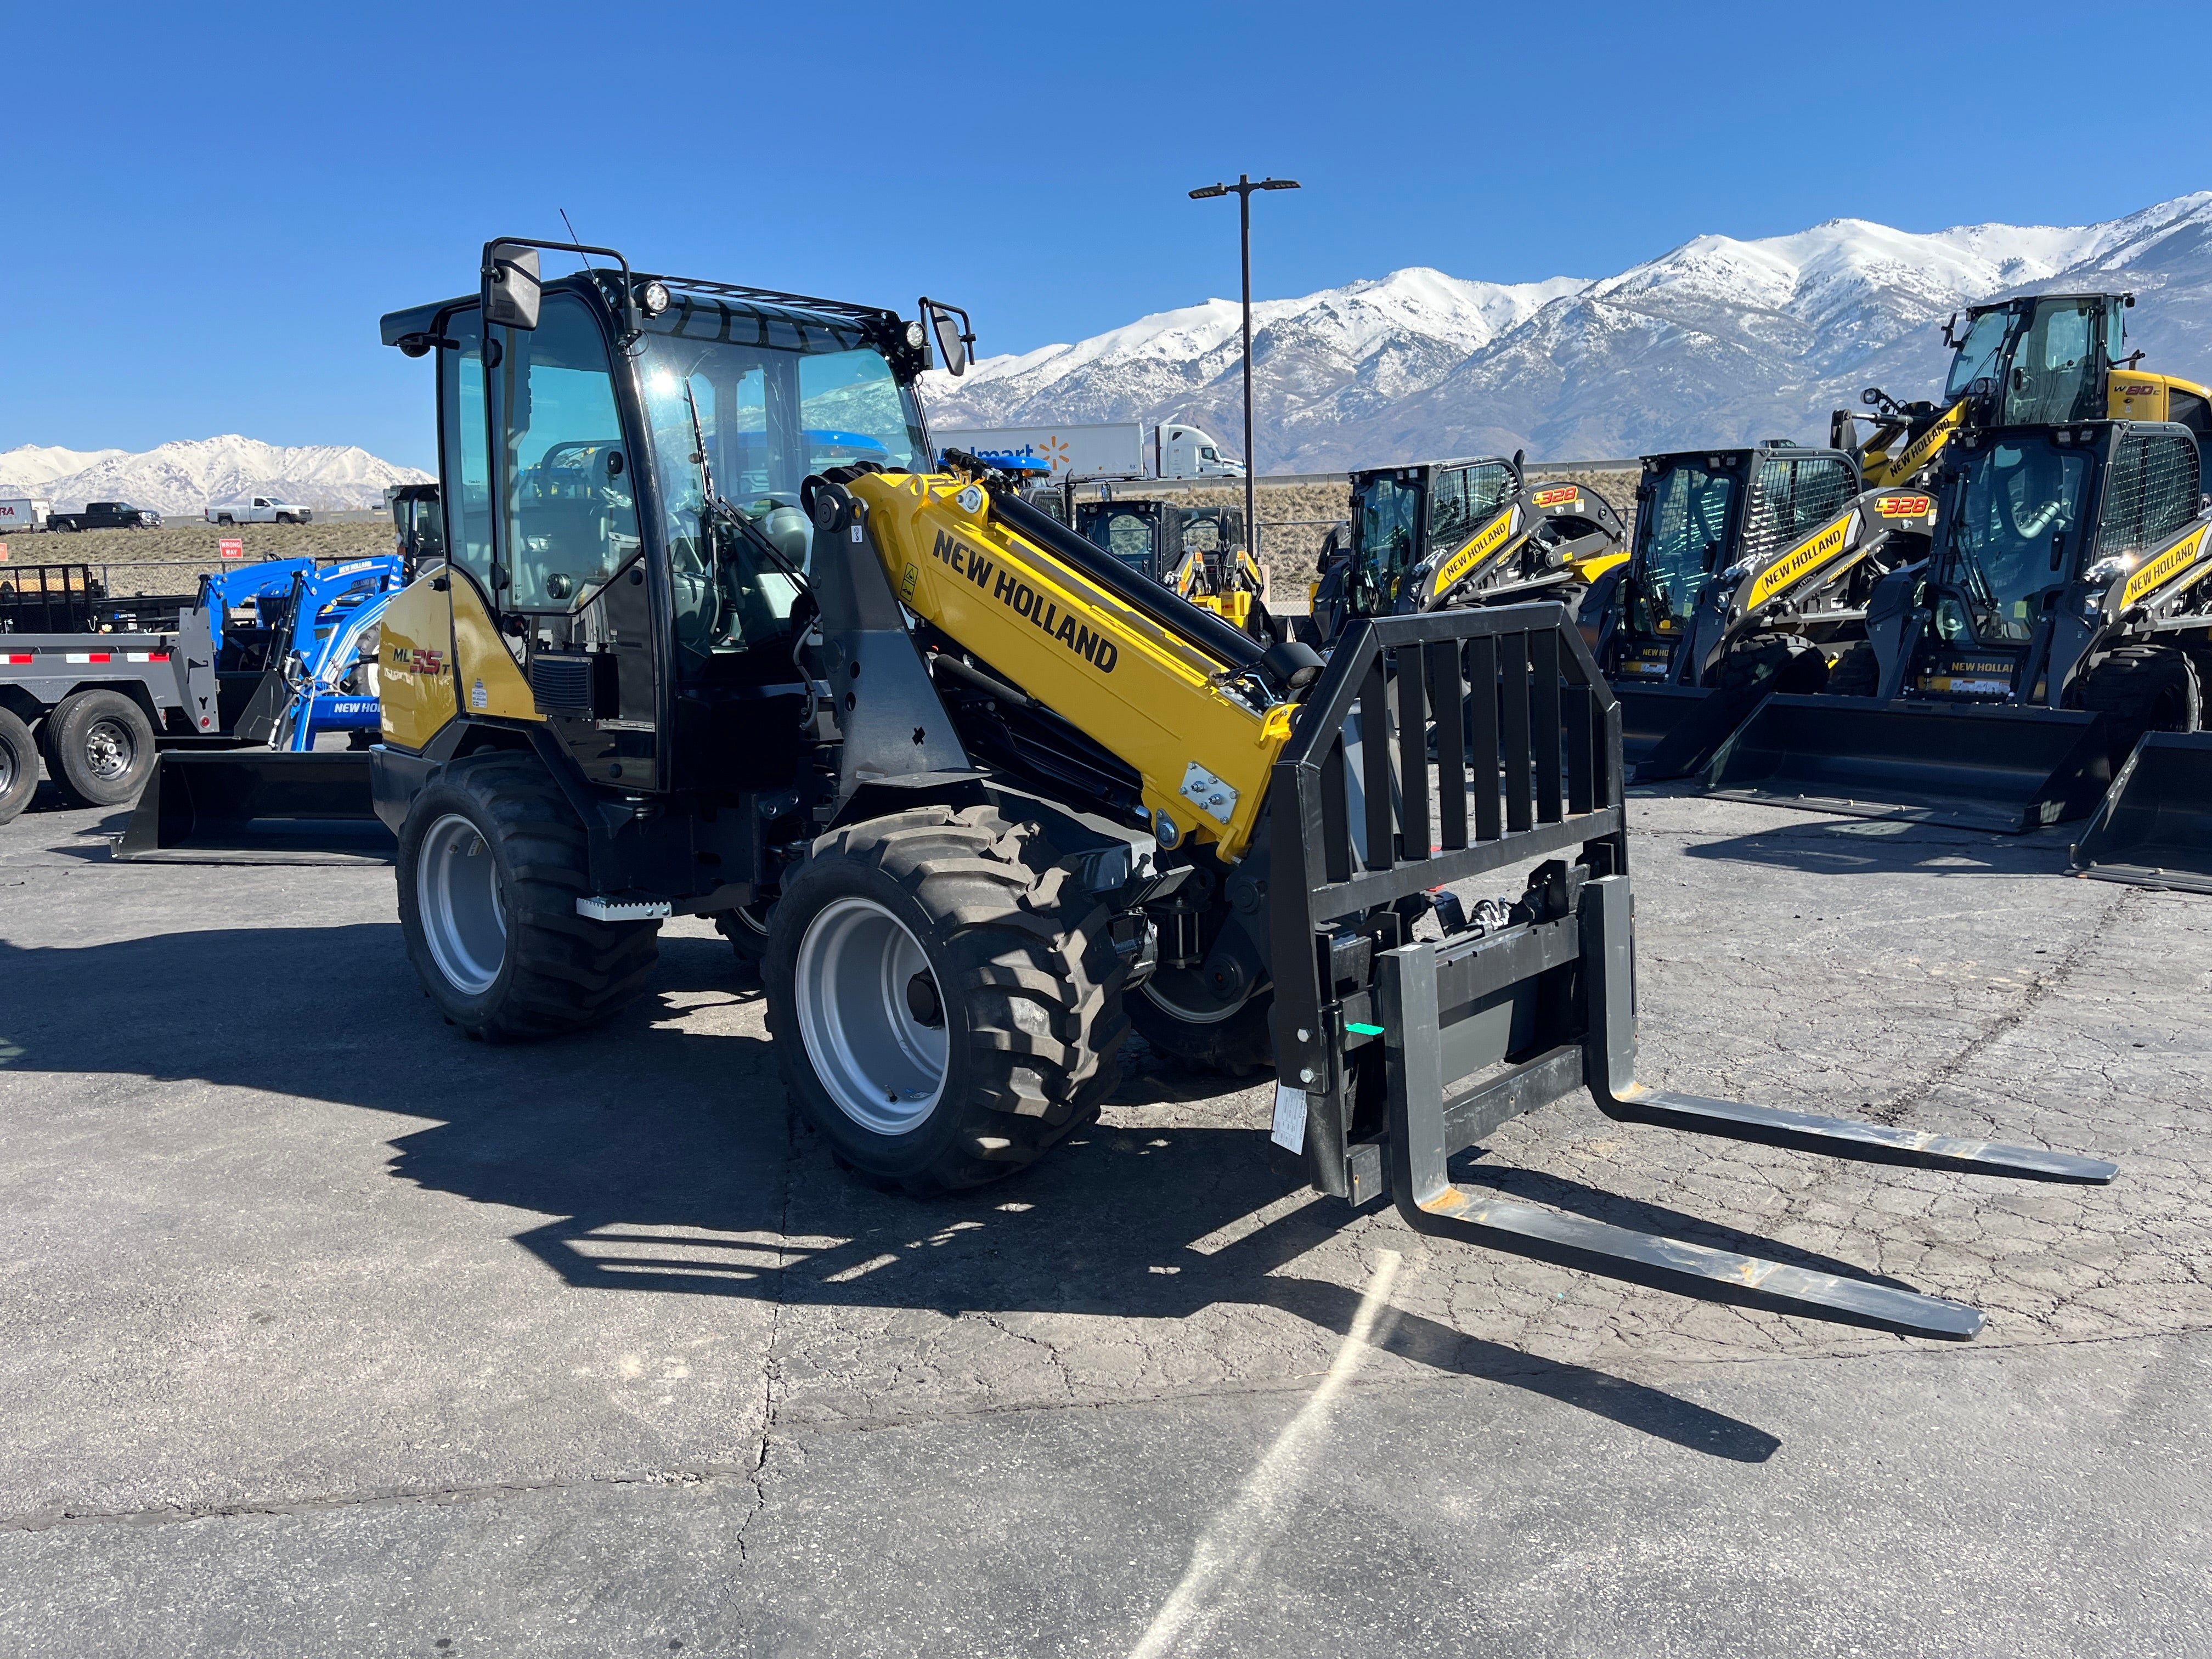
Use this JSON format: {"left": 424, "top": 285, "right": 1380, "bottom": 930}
{"left": 931, "top": 420, "right": 1245, "bottom": 480}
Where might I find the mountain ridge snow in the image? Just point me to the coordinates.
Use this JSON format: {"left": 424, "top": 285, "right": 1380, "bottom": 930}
{"left": 920, "top": 193, "right": 2212, "bottom": 470}
{"left": 0, "top": 436, "right": 432, "bottom": 516}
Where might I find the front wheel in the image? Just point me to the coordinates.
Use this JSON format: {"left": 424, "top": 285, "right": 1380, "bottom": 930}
{"left": 397, "top": 753, "right": 661, "bottom": 1040}
{"left": 765, "top": 805, "right": 1129, "bottom": 1194}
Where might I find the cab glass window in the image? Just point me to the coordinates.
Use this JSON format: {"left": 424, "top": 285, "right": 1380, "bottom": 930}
{"left": 495, "top": 294, "right": 641, "bottom": 613}
{"left": 1634, "top": 461, "right": 1737, "bottom": 627}
{"left": 1943, "top": 437, "right": 2092, "bottom": 642}
{"left": 437, "top": 308, "right": 493, "bottom": 590}
{"left": 2003, "top": 300, "right": 2104, "bottom": 425}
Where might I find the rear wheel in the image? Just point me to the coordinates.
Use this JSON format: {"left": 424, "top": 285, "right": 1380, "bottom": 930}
{"left": 2081, "top": 645, "right": 2199, "bottom": 764}
{"left": 765, "top": 805, "right": 1128, "bottom": 1195}
{"left": 0, "top": 708, "right": 38, "bottom": 825}
{"left": 714, "top": 901, "right": 772, "bottom": 965}
{"left": 1824, "top": 643, "right": 1878, "bottom": 697}
{"left": 43, "top": 690, "right": 156, "bottom": 808}
{"left": 1713, "top": 632, "right": 1829, "bottom": 697}
{"left": 1129, "top": 974, "right": 1273, "bottom": 1077}
{"left": 397, "top": 753, "right": 661, "bottom": 1040}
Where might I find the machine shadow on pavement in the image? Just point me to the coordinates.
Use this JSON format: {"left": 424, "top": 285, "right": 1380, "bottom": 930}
{"left": 1679, "top": 818, "right": 2078, "bottom": 878}
{"left": 2, "top": 922, "right": 1782, "bottom": 1464}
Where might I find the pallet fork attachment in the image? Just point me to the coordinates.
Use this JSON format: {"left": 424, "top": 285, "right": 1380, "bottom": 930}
{"left": 1272, "top": 606, "right": 2115, "bottom": 1341}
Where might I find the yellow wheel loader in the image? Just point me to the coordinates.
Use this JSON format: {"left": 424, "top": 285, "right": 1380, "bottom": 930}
{"left": 1590, "top": 442, "right": 1938, "bottom": 778}
{"left": 1707, "top": 419, "right": 2212, "bottom": 837}
{"left": 1304, "top": 456, "right": 1627, "bottom": 647}
{"left": 1837, "top": 290, "right": 2210, "bottom": 490}
{"left": 368, "top": 239, "right": 2112, "bottom": 1340}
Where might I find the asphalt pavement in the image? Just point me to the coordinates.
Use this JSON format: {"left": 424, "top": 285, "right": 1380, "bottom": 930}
{"left": 1, "top": 779, "right": 2205, "bottom": 1657}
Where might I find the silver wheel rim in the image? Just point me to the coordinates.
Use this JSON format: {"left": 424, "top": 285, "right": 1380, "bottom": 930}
{"left": 417, "top": 812, "right": 505, "bottom": 996}
{"left": 83, "top": 718, "right": 137, "bottom": 782}
{"left": 1140, "top": 975, "right": 1257, "bottom": 1027}
{"left": 793, "top": 896, "right": 947, "bottom": 1135}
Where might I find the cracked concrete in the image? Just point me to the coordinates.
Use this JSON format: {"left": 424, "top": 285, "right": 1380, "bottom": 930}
{"left": 0, "top": 783, "right": 2205, "bottom": 1654}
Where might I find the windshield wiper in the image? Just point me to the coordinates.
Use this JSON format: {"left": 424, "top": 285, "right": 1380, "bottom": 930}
{"left": 681, "top": 379, "right": 814, "bottom": 599}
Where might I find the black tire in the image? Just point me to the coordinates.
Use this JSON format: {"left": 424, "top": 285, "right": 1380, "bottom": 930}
{"left": 1712, "top": 632, "right": 1829, "bottom": 697}
{"left": 1824, "top": 643, "right": 1879, "bottom": 697}
{"left": 2080, "top": 645, "right": 2200, "bottom": 764}
{"left": 276, "top": 514, "right": 296, "bottom": 525}
{"left": 714, "top": 902, "right": 773, "bottom": 964}
{"left": 765, "top": 804, "right": 1129, "bottom": 1195}
{"left": 0, "top": 708, "right": 37, "bottom": 826}
{"left": 397, "top": 753, "right": 661, "bottom": 1041}
{"left": 43, "top": 690, "right": 156, "bottom": 808}
{"left": 1128, "top": 978, "right": 1273, "bottom": 1077}
{"left": 215, "top": 515, "right": 234, "bottom": 527}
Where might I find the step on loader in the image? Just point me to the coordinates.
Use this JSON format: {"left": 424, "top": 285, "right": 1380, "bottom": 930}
{"left": 1705, "top": 420, "right": 2212, "bottom": 834}
{"left": 1592, "top": 444, "right": 1934, "bottom": 777}
{"left": 1303, "top": 455, "right": 1626, "bottom": 648}
{"left": 369, "top": 239, "right": 2113, "bottom": 1343}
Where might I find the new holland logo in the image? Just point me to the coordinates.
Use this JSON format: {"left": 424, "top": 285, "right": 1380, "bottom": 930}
{"left": 929, "top": 529, "right": 1119, "bottom": 673}
{"left": 2121, "top": 527, "right": 2210, "bottom": 608}
{"left": 1746, "top": 514, "right": 1854, "bottom": 608}
{"left": 1431, "top": 510, "right": 1517, "bottom": 597}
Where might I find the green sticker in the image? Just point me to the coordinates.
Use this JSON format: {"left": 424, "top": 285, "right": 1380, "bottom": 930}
{"left": 1345, "top": 1022, "right": 1384, "bottom": 1037}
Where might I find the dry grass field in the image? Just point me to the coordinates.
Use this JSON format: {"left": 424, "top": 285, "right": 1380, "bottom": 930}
{"left": 3, "top": 522, "right": 398, "bottom": 597}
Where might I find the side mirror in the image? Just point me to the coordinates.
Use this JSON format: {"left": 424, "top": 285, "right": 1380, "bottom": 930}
{"left": 484, "top": 242, "right": 543, "bottom": 331}
{"left": 922, "top": 297, "right": 973, "bottom": 377}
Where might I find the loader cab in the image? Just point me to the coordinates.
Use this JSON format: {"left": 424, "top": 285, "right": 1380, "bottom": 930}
{"left": 379, "top": 263, "right": 932, "bottom": 795}
{"left": 1920, "top": 422, "right": 2204, "bottom": 693}
{"left": 1618, "top": 452, "right": 1747, "bottom": 673}
{"left": 1075, "top": 500, "right": 1248, "bottom": 593}
{"left": 1077, "top": 500, "right": 1170, "bottom": 580}
{"left": 1945, "top": 294, "right": 2128, "bottom": 428}
{"left": 1344, "top": 458, "right": 1516, "bottom": 616}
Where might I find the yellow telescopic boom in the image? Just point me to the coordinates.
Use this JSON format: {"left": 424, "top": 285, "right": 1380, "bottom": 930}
{"left": 850, "top": 469, "right": 1297, "bottom": 863}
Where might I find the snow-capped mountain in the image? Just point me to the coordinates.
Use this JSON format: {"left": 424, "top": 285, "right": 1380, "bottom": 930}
{"left": 0, "top": 436, "right": 432, "bottom": 516}
{"left": 921, "top": 194, "right": 2212, "bottom": 469}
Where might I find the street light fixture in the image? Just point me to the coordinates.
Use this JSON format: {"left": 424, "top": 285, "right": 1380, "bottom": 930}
{"left": 1189, "top": 174, "right": 1300, "bottom": 574}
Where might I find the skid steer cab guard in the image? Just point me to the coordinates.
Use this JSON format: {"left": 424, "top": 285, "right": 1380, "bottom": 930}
{"left": 1601, "top": 444, "right": 1932, "bottom": 780}
{"left": 1310, "top": 456, "right": 1626, "bottom": 647}
{"left": 1705, "top": 420, "right": 2212, "bottom": 832}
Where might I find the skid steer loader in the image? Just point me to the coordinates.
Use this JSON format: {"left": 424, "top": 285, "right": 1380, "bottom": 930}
{"left": 1837, "top": 289, "right": 2210, "bottom": 490}
{"left": 1075, "top": 498, "right": 1269, "bottom": 637}
{"left": 368, "top": 239, "right": 2112, "bottom": 1342}
{"left": 1593, "top": 443, "right": 1937, "bottom": 777}
{"left": 1705, "top": 419, "right": 2212, "bottom": 833}
{"left": 1304, "top": 456, "right": 1626, "bottom": 647}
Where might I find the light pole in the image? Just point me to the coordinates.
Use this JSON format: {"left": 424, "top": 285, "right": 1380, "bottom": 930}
{"left": 1189, "top": 174, "right": 1299, "bottom": 568}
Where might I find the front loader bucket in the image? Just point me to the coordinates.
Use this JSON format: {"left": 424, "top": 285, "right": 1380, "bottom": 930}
{"left": 115, "top": 750, "right": 393, "bottom": 864}
{"left": 1700, "top": 694, "right": 2112, "bottom": 833}
{"left": 1611, "top": 679, "right": 1769, "bottom": 781}
{"left": 2069, "top": 731, "right": 2212, "bottom": 890}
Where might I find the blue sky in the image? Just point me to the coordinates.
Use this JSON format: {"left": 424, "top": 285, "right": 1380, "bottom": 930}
{"left": 9, "top": 0, "right": 2209, "bottom": 472}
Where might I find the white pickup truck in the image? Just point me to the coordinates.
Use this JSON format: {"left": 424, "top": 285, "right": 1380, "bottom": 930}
{"left": 205, "top": 495, "right": 314, "bottom": 525}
